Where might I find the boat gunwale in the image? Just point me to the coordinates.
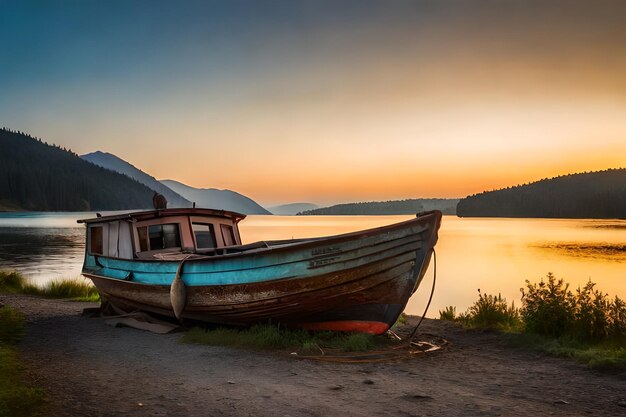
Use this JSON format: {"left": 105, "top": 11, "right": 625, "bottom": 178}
{"left": 83, "top": 210, "right": 441, "bottom": 265}
{"left": 92, "top": 229, "right": 424, "bottom": 277}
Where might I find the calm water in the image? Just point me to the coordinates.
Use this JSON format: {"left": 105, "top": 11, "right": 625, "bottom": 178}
{"left": 1, "top": 213, "right": 624, "bottom": 317}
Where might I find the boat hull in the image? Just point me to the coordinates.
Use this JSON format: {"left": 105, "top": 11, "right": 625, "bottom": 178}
{"left": 83, "top": 211, "right": 442, "bottom": 334}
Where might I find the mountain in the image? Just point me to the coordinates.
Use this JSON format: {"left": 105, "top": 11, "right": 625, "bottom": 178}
{"left": 81, "top": 151, "right": 191, "bottom": 208}
{"left": 268, "top": 203, "right": 319, "bottom": 215}
{"left": 456, "top": 168, "right": 626, "bottom": 219}
{"left": 298, "top": 199, "right": 459, "bottom": 215}
{"left": 160, "top": 179, "right": 271, "bottom": 215}
{"left": 0, "top": 128, "right": 155, "bottom": 211}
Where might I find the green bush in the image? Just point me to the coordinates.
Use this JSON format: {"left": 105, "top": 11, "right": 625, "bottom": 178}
{"left": 521, "top": 273, "right": 575, "bottom": 337}
{"left": 573, "top": 281, "right": 610, "bottom": 341}
{"left": 439, "top": 306, "right": 456, "bottom": 321}
{"left": 460, "top": 290, "right": 521, "bottom": 331}
{"left": 439, "top": 274, "right": 625, "bottom": 369}
{"left": 608, "top": 296, "right": 626, "bottom": 338}
{"left": 521, "top": 273, "right": 626, "bottom": 343}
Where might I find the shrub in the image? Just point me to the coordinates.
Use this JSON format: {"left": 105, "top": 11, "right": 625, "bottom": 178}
{"left": 521, "top": 274, "right": 626, "bottom": 343}
{"left": 462, "top": 290, "right": 521, "bottom": 331}
{"left": 572, "top": 281, "right": 610, "bottom": 341}
{"left": 608, "top": 296, "right": 626, "bottom": 339}
{"left": 520, "top": 273, "right": 575, "bottom": 337}
{"left": 439, "top": 306, "right": 456, "bottom": 321}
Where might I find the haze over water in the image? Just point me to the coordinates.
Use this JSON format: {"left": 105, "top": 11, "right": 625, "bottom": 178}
{"left": 1, "top": 213, "right": 623, "bottom": 317}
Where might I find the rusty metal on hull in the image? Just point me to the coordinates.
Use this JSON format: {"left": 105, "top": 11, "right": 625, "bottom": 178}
{"left": 82, "top": 211, "right": 442, "bottom": 334}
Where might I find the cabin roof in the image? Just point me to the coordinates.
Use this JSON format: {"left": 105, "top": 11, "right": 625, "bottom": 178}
{"left": 77, "top": 208, "right": 247, "bottom": 224}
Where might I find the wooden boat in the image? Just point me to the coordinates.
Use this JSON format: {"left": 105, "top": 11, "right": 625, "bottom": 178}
{"left": 78, "top": 208, "right": 442, "bottom": 334}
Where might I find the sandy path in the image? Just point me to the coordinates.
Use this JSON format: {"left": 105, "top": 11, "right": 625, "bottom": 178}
{"left": 2, "top": 294, "right": 625, "bottom": 417}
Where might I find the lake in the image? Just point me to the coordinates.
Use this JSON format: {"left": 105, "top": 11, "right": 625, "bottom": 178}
{"left": 1, "top": 212, "right": 624, "bottom": 317}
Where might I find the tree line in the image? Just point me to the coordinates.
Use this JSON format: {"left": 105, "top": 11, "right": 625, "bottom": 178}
{"left": 298, "top": 199, "right": 459, "bottom": 215}
{"left": 456, "top": 169, "right": 626, "bottom": 219}
{"left": 0, "top": 128, "right": 155, "bottom": 211}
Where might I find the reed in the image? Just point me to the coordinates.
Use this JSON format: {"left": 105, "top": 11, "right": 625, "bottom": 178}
{"left": 0, "top": 271, "right": 27, "bottom": 293}
{"left": 0, "top": 270, "right": 99, "bottom": 302}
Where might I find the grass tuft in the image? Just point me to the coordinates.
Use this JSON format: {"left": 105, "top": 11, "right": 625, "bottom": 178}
{"left": 507, "top": 333, "right": 626, "bottom": 370}
{"left": 0, "top": 306, "right": 46, "bottom": 416}
{"left": 452, "top": 291, "right": 521, "bottom": 331}
{"left": 0, "top": 270, "right": 99, "bottom": 302}
{"left": 439, "top": 306, "right": 457, "bottom": 321}
{"left": 181, "top": 323, "right": 377, "bottom": 354}
{"left": 392, "top": 313, "right": 408, "bottom": 328}
{"left": 0, "top": 306, "right": 26, "bottom": 345}
{"left": 41, "top": 279, "right": 100, "bottom": 301}
{"left": 341, "top": 333, "right": 375, "bottom": 352}
{"left": 0, "top": 271, "right": 28, "bottom": 293}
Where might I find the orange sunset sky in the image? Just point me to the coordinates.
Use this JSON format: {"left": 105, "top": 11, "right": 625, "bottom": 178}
{"left": 1, "top": 1, "right": 625, "bottom": 206}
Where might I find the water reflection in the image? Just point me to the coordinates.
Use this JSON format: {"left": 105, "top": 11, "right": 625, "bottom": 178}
{"left": 0, "top": 213, "right": 624, "bottom": 316}
{"left": 0, "top": 227, "right": 85, "bottom": 285}
{"left": 532, "top": 242, "right": 626, "bottom": 261}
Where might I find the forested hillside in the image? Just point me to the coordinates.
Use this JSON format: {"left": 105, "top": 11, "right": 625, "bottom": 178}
{"left": 456, "top": 169, "right": 626, "bottom": 219}
{"left": 298, "top": 199, "right": 458, "bottom": 215}
{"left": 81, "top": 151, "right": 191, "bottom": 208}
{"left": 0, "top": 128, "right": 155, "bottom": 211}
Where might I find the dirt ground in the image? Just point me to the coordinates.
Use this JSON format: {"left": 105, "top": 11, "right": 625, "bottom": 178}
{"left": 2, "top": 293, "right": 625, "bottom": 417}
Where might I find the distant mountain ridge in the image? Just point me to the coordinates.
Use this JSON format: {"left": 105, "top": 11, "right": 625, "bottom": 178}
{"left": 268, "top": 203, "right": 319, "bottom": 215}
{"left": 0, "top": 128, "right": 154, "bottom": 211}
{"left": 298, "top": 199, "right": 459, "bottom": 215}
{"left": 81, "top": 151, "right": 191, "bottom": 208}
{"left": 457, "top": 168, "right": 626, "bottom": 219}
{"left": 161, "top": 179, "right": 271, "bottom": 215}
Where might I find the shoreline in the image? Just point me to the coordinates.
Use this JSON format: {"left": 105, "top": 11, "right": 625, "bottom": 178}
{"left": 2, "top": 293, "right": 625, "bottom": 416}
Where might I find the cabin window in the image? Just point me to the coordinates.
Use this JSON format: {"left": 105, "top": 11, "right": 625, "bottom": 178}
{"left": 192, "top": 223, "right": 216, "bottom": 249}
{"left": 136, "top": 223, "right": 181, "bottom": 251}
{"left": 89, "top": 226, "right": 104, "bottom": 255}
{"left": 221, "top": 224, "right": 236, "bottom": 246}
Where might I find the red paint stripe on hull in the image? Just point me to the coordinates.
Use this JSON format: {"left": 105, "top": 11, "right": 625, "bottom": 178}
{"left": 298, "top": 321, "right": 390, "bottom": 335}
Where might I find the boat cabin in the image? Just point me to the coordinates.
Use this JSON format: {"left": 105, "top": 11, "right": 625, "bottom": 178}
{"left": 78, "top": 208, "right": 246, "bottom": 260}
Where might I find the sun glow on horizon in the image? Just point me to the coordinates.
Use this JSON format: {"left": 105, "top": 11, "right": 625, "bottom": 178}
{"left": 2, "top": 1, "right": 625, "bottom": 206}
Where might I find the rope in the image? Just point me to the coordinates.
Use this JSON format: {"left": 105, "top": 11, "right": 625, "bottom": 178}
{"left": 296, "top": 248, "right": 441, "bottom": 363}
{"left": 408, "top": 248, "right": 437, "bottom": 343}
